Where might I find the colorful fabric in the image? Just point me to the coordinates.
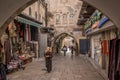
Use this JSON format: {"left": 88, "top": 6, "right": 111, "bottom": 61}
{"left": 108, "top": 39, "right": 120, "bottom": 80}
{"left": 101, "top": 40, "right": 109, "bottom": 54}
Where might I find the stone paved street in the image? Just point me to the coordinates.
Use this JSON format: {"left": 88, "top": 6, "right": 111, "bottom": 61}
{"left": 7, "top": 54, "right": 104, "bottom": 80}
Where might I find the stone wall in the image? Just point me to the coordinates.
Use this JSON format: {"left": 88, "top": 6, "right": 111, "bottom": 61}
{"left": 39, "top": 32, "right": 47, "bottom": 57}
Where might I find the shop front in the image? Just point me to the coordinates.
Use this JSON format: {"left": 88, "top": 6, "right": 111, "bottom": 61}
{"left": 84, "top": 9, "right": 118, "bottom": 73}
{"left": 0, "top": 14, "right": 42, "bottom": 73}
{"left": 88, "top": 20, "right": 117, "bottom": 72}
{"left": 91, "top": 34, "right": 102, "bottom": 66}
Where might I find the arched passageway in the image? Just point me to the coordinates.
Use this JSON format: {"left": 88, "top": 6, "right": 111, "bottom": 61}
{"left": 53, "top": 33, "right": 79, "bottom": 56}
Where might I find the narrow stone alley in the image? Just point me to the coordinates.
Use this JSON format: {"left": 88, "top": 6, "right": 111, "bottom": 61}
{"left": 7, "top": 54, "right": 104, "bottom": 80}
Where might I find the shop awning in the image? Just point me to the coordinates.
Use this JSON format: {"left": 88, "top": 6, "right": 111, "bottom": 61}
{"left": 16, "top": 16, "right": 41, "bottom": 28}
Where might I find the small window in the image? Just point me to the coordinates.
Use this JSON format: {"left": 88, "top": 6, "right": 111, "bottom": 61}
{"left": 29, "top": 7, "right": 32, "bottom": 16}
{"left": 39, "top": 14, "right": 41, "bottom": 21}
{"left": 35, "top": 12, "right": 37, "bottom": 19}
{"left": 69, "top": 14, "right": 74, "bottom": 24}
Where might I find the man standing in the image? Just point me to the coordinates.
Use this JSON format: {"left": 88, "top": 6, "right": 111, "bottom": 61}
{"left": 71, "top": 46, "right": 74, "bottom": 55}
{"left": 62, "top": 45, "right": 67, "bottom": 56}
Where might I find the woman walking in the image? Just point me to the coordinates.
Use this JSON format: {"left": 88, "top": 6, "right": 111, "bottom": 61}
{"left": 44, "top": 47, "right": 53, "bottom": 73}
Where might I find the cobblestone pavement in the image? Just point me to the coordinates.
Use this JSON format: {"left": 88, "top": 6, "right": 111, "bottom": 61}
{"left": 7, "top": 54, "right": 104, "bottom": 80}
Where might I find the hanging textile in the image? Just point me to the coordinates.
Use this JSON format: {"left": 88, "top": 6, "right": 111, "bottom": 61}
{"left": 28, "top": 25, "right": 31, "bottom": 41}
{"left": 101, "top": 40, "right": 109, "bottom": 54}
{"left": 4, "top": 40, "right": 11, "bottom": 65}
{"left": 25, "top": 25, "right": 28, "bottom": 41}
{"left": 19, "top": 23, "right": 24, "bottom": 37}
{"left": 108, "top": 39, "right": 120, "bottom": 80}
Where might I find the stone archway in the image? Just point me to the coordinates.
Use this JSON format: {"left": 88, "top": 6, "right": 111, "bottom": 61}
{"left": 53, "top": 33, "right": 79, "bottom": 56}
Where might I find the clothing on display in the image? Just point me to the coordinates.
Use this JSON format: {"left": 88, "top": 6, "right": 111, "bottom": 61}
{"left": 101, "top": 40, "right": 109, "bottom": 54}
{"left": 4, "top": 40, "right": 11, "bottom": 65}
{"left": 108, "top": 38, "right": 120, "bottom": 80}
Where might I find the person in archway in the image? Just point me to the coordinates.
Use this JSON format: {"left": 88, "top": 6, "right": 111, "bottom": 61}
{"left": 71, "top": 46, "right": 74, "bottom": 55}
{"left": 44, "top": 47, "right": 53, "bottom": 73}
{"left": 62, "top": 45, "right": 67, "bottom": 56}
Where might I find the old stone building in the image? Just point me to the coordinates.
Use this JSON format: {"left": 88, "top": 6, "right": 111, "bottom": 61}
{"left": 23, "top": 0, "right": 46, "bottom": 26}
{"left": 46, "top": 0, "right": 86, "bottom": 54}
{"left": 47, "top": 0, "right": 83, "bottom": 33}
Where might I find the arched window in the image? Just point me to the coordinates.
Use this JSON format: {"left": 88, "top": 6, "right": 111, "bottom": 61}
{"left": 69, "top": 14, "right": 74, "bottom": 24}
{"left": 56, "top": 14, "right": 61, "bottom": 25}
{"left": 62, "top": 14, "right": 67, "bottom": 24}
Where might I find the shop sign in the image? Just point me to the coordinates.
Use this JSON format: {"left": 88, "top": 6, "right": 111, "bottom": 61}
{"left": 92, "top": 21, "right": 99, "bottom": 29}
{"left": 84, "top": 10, "right": 102, "bottom": 30}
{"left": 97, "top": 16, "right": 109, "bottom": 28}
{"left": 85, "top": 28, "right": 92, "bottom": 34}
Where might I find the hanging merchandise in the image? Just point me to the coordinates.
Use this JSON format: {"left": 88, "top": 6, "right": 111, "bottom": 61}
{"left": 101, "top": 40, "right": 109, "bottom": 55}
{"left": 108, "top": 38, "right": 120, "bottom": 80}
{"left": 4, "top": 39, "right": 11, "bottom": 65}
{"left": 101, "top": 40, "right": 109, "bottom": 69}
{"left": 28, "top": 25, "right": 31, "bottom": 41}
{"left": 8, "top": 21, "right": 17, "bottom": 37}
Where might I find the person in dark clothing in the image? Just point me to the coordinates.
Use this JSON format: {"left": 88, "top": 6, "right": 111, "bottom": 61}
{"left": 70, "top": 46, "right": 74, "bottom": 55}
{"left": 44, "top": 47, "right": 53, "bottom": 73}
{"left": 62, "top": 45, "right": 67, "bottom": 56}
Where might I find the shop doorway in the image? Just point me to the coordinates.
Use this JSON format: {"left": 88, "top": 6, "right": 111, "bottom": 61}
{"left": 79, "top": 39, "right": 90, "bottom": 54}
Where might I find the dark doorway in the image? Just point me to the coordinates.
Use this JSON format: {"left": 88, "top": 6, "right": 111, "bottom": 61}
{"left": 79, "top": 39, "right": 90, "bottom": 54}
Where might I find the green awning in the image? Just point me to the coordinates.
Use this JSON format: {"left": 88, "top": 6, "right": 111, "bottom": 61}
{"left": 16, "top": 16, "right": 41, "bottom": 28}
